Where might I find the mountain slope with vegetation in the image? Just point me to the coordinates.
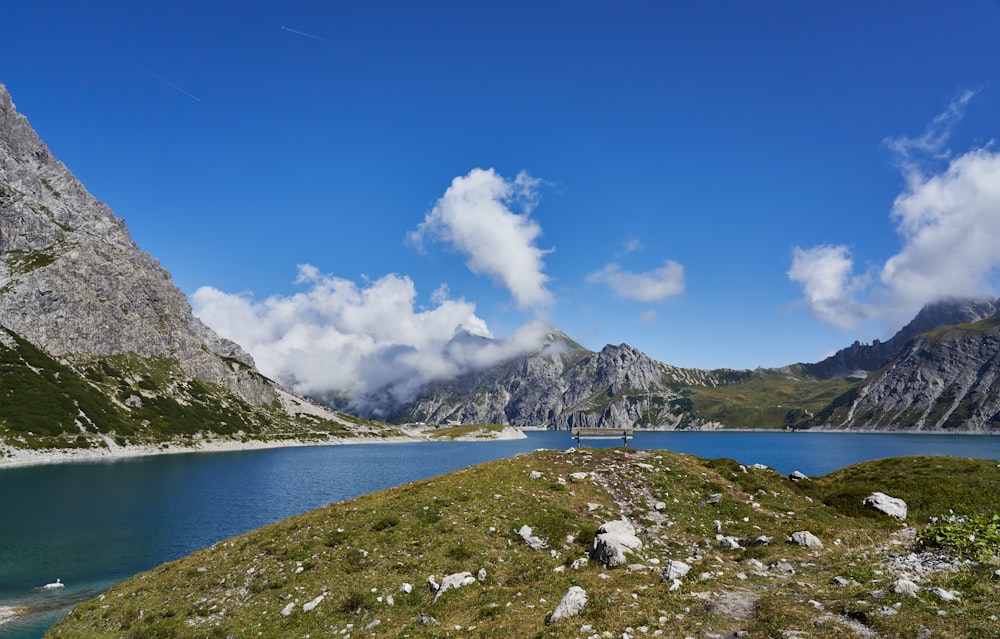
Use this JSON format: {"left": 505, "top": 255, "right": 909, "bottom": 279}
{"left": 0, "top": 83, "right": 398, "bottom": 459}
{"left": 377, "top": 298, "right": 1000, "bottom": 433}
{"left": 45, "top": 448, "right": 1000, "bottom": 638}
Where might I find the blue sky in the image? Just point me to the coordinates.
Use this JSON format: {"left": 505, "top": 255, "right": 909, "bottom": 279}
{"left": 5, "top": 2, "right": 1000, "bottom": 403}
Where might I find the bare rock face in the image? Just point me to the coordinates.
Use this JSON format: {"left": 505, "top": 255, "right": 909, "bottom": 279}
{"left": 800, "top": 297, "right": 999, "bottom": 379}
{"left": 827, "top": 321, "right": 1000, "bottom": 432}
{"left": 0, "top": 83, "right": 273, "bottom": 406}
{"left": 380, "top": 333, "right": 721, "bottom": 430}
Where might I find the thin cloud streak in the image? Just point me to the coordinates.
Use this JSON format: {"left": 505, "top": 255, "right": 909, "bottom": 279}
{"left": 129, "top": 62, "right": 201, "bottom": 102}
{"left": 586, "top": 260, "right": 685, "bottom": 302}
{"left": 281, "top": 26, "right": 332, "bottom": 43}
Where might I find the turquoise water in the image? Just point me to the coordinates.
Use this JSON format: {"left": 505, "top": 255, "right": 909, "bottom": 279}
{"left": 2, "top": 430, "right": 999, "bottom": 637}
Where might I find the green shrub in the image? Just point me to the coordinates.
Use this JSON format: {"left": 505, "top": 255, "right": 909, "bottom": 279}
{"left": 918, "top": 513, "right": 1000, "bottom": 561}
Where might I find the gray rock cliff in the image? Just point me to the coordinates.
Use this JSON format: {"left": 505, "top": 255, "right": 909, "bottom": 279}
{"left": 0, "top": 82, "right": 272, "bottom": 405}
{"left": 799, "top": 298, "right": 999, "bottom": 380}
{"left": 367, "top": 329, "right": 737, "bottom": 430}
{"left": 823, "top": 318, "right": 1000, "bottom": 432}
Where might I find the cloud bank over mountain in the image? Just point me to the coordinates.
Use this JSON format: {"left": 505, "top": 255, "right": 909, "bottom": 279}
{"left": 193, "top": 166, "right": 688, "bottom": 409}
{"left": 193, "top": 167, "right": 563, "bottom": 409}
{"left": 789, "top": 91, "right": 1000, "bottom": 329}
{"left": 192, "top": 265, "right": 554, "bottom": 413}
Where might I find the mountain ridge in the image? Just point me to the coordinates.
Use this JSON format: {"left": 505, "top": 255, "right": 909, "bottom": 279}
{"left": 4, "top": 79, "right": 998, "bottom": 449}
{"left": 797, "top": 297, "right": 1000, "bottom": 380}
{"left": 0, "top": 82, "right": 395, "bottom": 458}
{"left": 364, "top": 297, "right": 1000, "bottom": 433}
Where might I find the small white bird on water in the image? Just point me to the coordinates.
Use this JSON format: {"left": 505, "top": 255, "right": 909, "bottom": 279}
{"left": 43, "top": 578, "right": 64, "bottom": 589}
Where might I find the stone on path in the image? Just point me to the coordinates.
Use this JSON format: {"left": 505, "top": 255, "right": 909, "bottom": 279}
{"left": 590, "top": 520, "right": 643, "bottom": 568}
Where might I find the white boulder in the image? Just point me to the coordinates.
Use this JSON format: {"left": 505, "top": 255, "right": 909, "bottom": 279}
{"left": 661, "top": 560, "right": 691, "bottom": 581}
{"left": 789, "top": 531, "right": 823, "bottom": 549}
{"left": 433, "top": 572, "right": 477, "bottom": 602}
{"left": 926, "top": 587, "right": 960, "bottom": 602}
{"left": 590, "top": 520, "right": 643, "bottom": 568}
{"left": 548, "top": 586, "right": 588, "bottom": 622}
{"left": 303, "top": 595, "right": 324, "bottom": 612}
{"left": 893, "top": 578, "right": 919, "bottom": 597}
{"left": 518, "top": 524, "right": 549, "bottom": 550}
{"left": 863, "top": 492, "right": 908, "bottom": 521}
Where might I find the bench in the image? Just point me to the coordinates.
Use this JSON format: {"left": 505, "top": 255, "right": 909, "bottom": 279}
{"left": 570, "top": 426, "right": 634, "bottom": 448}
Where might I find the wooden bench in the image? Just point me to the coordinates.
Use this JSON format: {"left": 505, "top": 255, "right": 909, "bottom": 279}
{"left": 570, "top": 426, "right": 634, "bottom": 448}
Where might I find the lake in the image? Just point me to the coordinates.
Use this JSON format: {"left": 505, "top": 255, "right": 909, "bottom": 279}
{"left": 2, "top": 430, "right": 999, "bottom": 638}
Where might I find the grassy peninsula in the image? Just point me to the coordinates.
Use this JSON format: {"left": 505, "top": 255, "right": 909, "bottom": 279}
{"left": 46, "top": 449, "right": 1000, "bottom": 638}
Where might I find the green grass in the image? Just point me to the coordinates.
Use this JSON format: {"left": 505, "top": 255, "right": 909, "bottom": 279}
{"left": 39, "top": 177, "right": 62, "bottom": 198}
{"left": 924, "top": 316, "right": 1000, "bottom": 342}
{"left": 804, "top": 455, "right": 1000, "bottom": 522}
{"left": 4, "top": 246, "right": 58, "bottom": 275}
{"left": 0, "top": 327, "right": 396, "bottom": 450}
{"left": 687, "top": 369, "right": 854, "bottom": 429}
{"left": 0, "top": 329, "right": 134, "bottom": 442}
{"left": 44, "top": 450, "right": 1000, "bottom": 639}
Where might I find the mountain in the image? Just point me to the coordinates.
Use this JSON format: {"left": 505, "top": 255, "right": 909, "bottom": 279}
{"left": 811, "top": 316, "right": 1000, "bottom": 431}
{"left": 5, "top": 78, "right": 996, "bottom": 444}
{"left": 0, "top": 83, "right": 390, "bottom": 457}
{"left": 370, "top": 298, "right": 1000, "bottom": 433}
{"left": 798, "top": 298, "right": 999, "bottom": 379}
{"left": 372, "top": 327, "right": 749, "bottom": 430}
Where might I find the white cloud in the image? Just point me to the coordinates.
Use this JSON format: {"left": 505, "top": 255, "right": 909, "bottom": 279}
{"left": 790, "top": 93, "right": 1000, "bottom": 328}
{"left": 787, "top": 245, "right": 868, "bottom": 329}
{"left": 881, "top": 147, "right": 1000, "bottom": 308}
{"left": 586, "top": 260, "right": 685, "bottom": 302}
{"left": 192, "top": 265, "right": 545, "bottom": 415}
{"left": 637, "top": 309, "right": 658, "bottom": 324}
{"left": 617, "top": 238, "right": 644, "bottom": 257}
{"left": 409, "top": 168, "right": 553, "bottom": 309}
{"left": 884, "top": 88, "right": 977, "bottom": 181}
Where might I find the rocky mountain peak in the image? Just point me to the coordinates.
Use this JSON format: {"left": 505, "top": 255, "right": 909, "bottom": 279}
{"left": 898, "top": 297, "right": 998, "bottom": 339}
{"left": 799, "top": 297, "right": 999, "bottom": 380}
{"left": 0, "top": 82, "right": 270, "bottom": 405}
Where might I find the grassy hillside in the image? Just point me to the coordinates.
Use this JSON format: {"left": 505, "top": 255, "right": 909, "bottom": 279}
{"left": 0, "top": 327, "right": 396, "bottom": 453}
{"left": 686, "top": 368, "right": 855, "bottom": 429}
{"left": 46, "top": 449, "right": 1000, "bottom": 638}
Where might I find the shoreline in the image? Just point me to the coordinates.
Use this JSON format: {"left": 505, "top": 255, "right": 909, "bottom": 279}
{"left": 0, "top": 425, "right": 533, "bottom": 470}
{"left": 0, "top": 432, "right": 426, "bottom": 470}
{"left": 4, "top": 425, "right": 995, "bottom": 470}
